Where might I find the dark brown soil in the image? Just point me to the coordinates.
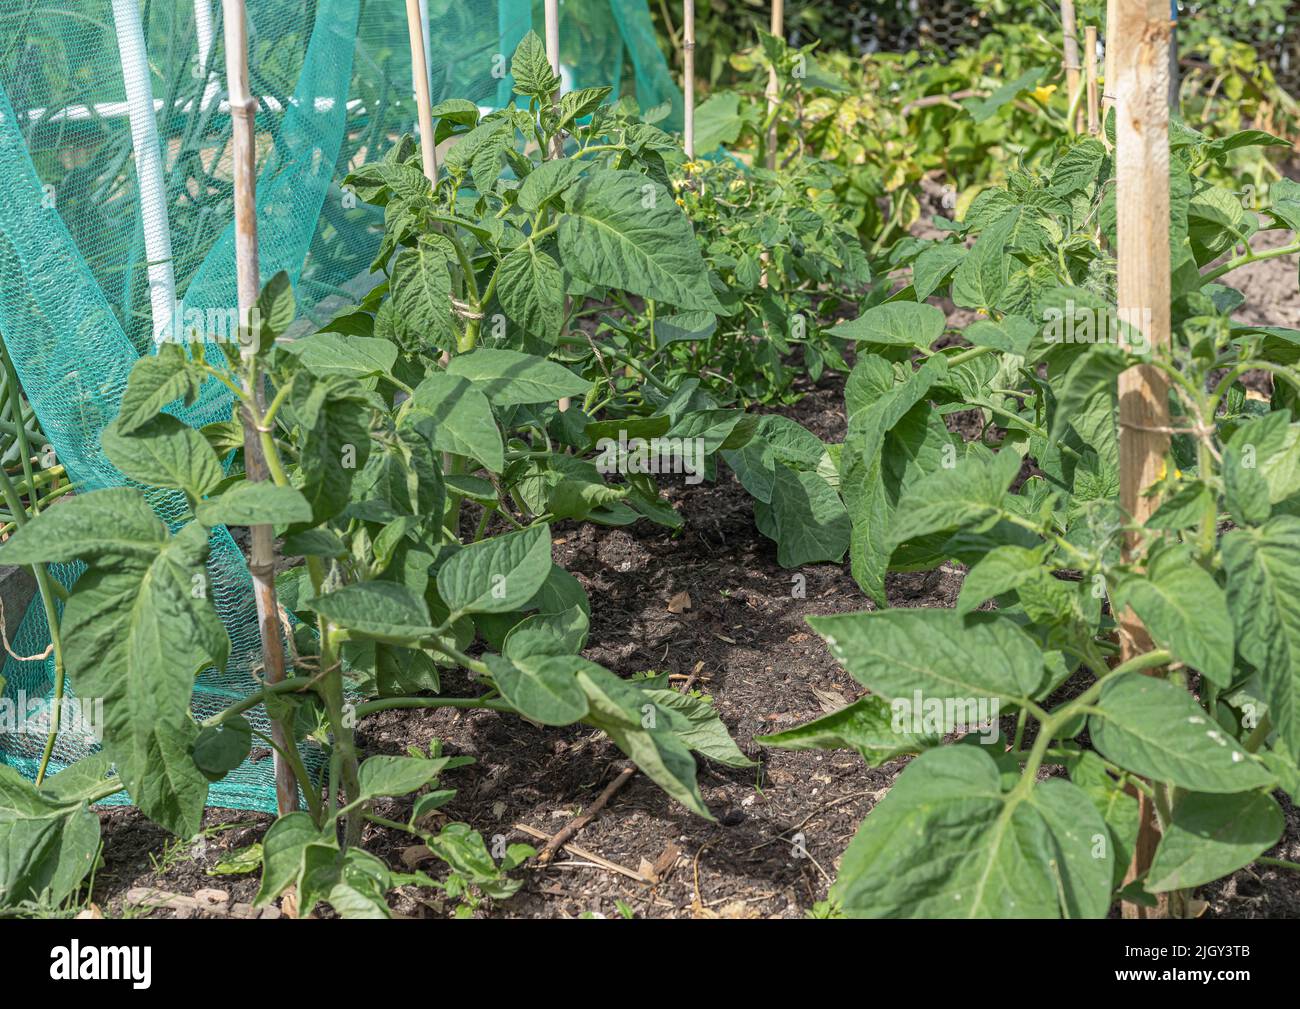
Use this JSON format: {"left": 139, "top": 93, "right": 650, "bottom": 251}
{"left": 84, "top": 199, "right": 1300, "bottom": 921}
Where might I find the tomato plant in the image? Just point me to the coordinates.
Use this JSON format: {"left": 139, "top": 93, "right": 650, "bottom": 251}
{"left": 756, "top": 123, "right": 1300, "bottom": 916}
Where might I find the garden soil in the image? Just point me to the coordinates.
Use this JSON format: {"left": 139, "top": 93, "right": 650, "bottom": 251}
{"left": 87, "top": 223, "right": 1300, "bottom": 921}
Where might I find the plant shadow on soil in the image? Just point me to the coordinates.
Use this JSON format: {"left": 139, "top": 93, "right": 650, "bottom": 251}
{"left": 89, "top": 201, "right": 1300, "bottom": 919}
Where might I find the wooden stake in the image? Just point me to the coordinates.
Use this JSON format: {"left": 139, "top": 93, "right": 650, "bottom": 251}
{"left": 1062, "top": 1, "right": 1082, "bottom": 133}
{"left": 221, "top": 0, "right": 297, "bottom": 817}
{"left": 1113, "top": 0, "right": 1174, "bottom": 919}
{"left": 405, "top": 0, "right": 438, "bottom": 181}
{"left": 683, "top": 0, "right": 696, "bottom": 161}
{"left": 1085, "top": 25, "right": 1100, "bottom": 134}
{"left": 765, "top": 0, "right": 783, "bottom": 170}
{"left": 544, "top": 0, "right": 571, "bottom": 413}
{"left": 544, "top": 0, "right": 563, "bottom": 161}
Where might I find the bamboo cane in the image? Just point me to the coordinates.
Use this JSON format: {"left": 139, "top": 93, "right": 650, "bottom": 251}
{"left": 405, "top": 0, "right": 438, "bottom": 181}
{"left": 1085, "top": 25, "right": 1100, "bottom": 134}
{"left": 1062, "top": 1, "right": 1082, "bottom": 133}
{"left": 544, "top": 0, "right": 571, "bottom": 413}
{"left": 683, "top": 0, "right": 696, "bottom": 161}
{"left": 1113, "top": 0, "right": 1176, "bottom": 919}
{"left": 545, "top": 0, "right": 563, "bottom": 161}
{"left": 765, "top": 0, "right": 783, "bottom": 170}
{"left": 221, "top": 0, "right": 297, "bottom": 816}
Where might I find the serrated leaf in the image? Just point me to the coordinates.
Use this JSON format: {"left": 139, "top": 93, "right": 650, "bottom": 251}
{"left": 405, "top": 373, "right": 504, "bottom": 472}
{"left": 496, "top": 243, "right": 565, "bottom": 341}
{"left": 757, "top": 694, "right": 938, "bottom": 765}
{"left": 558, "top": 170, "right": 721, "bottom": 312}
{"left": 1222, "top": 517, "right": 1300, "bottom": 755}
{"left": 828, "top": 301, "right": 946, "bottom": 349}
{"left": 116, "top": 346, "right": 205, "bottom": 434}
{"left": 102, "top": 415, "right": 224, "bottom": 498}
{"left": 445, "top": 348, "right": 590, "bottom": 406}
{"left": 1090, "top": 674, "right": 1274, "bottom": 793}
{"left": 809, "top": 608, "right": 1048, "bottom": 703}
{"left": 1112, "top": 543, "right": 1234, "bottom": 686}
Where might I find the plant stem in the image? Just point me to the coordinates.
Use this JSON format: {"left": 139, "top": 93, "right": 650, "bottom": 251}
{"left": 1200, "top": 238, "right": 1300, "bottom": 285}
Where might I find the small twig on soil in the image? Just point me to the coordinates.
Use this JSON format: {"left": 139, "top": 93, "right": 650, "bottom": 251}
{"left": 678, "top": 660, "right": 705, "bottom": 693}
{"left": 512, "top": 821, "right": 650, "bottom": 883}
{"left": 536, "top": 763, "right": 635, "bottom": 864}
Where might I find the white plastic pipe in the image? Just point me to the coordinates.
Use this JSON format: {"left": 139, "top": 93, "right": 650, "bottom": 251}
{"left": 193, "top": 0, "right": 223, "bottom": 111}
{"left": 111, "top": 0, "right": 177, "bottom": 343}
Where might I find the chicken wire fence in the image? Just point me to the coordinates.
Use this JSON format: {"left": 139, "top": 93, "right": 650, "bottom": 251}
{"left": 0, "top": 0, "right": 679, "bottom": 813}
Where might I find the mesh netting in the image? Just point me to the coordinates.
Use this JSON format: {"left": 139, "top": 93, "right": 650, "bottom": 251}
{"left": 0, "top": 0, "right": 680, "bottom": 814}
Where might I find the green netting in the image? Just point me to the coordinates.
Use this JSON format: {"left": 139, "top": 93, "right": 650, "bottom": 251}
{"left": 0, "top": 0, "right": 681, "bottom": 813}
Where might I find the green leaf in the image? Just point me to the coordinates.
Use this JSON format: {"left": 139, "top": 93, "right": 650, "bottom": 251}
{"left": 0, "top": 488, "right": 167, "bottom": 565}
{"left": 1090, "top": 674, "right": 1275, "bottom": 793}
{"left": 191, "top": 717, "right": 252, "bottom": 782}
{"left": 756, "top": 694, "right": 938, "bottom": 765}
{"left": 116, "top": 345, "right": 205, "bottom": 434}
{"left": 1222, "top": 517, "right": 1300, "bottom": 755}
{"left": 951, "top": 215, "right": 1013, "bottom": 310}
{"left": 391, "top": 238, "right": 453, "bottom": 349}
{"left": 436, "top": 524, "right": 553, "bottom": 616}
{"left": 828, "top": 301, "right": 946, "bottom": 349}
{"left": 516, "top": 158, "right": 584, "bottom": 213}
{"left": 102, "top": 415, "right": 224, "bottom": 498}
{"left": 831, "top": 745, "right": 1107, "bottom": 918}
{"left": 357, "top": 755, "right": 455, "bottom": 800}
{"left": 510, "top": 30, "right": 560, "bottom": 99}
{"left": 888, "top": 448, "right": 1020, "bottom": 551}
{"left": 405, "top": 373, "right": 504, "bottom": 472}
{"left": 196, "top": 482, "right": 313, "bottom": 528}
{"left": 1048, "top": 139, "right": 1107, "bottom": 196}
{"left": 502, "top": 605, "right": 589, "bottom": 658}
{"left": 1112, "top": 544, "right": 1234, "bottom": 686}
{"left": 255, "top": 811, "right": 323, "bottom": 905}
{"left": 289, "top": 333, "right": 398, "bottom": 382}
{"left": 1049, "top": 344, "right": 1127, "bottom": 440}
{"left": 291, "top": 373, "right": 373, "bottom": 524}
{"left": 808, "top": 608, "right": 1048, "bottom": 704}
{"left": 956, "top": 544, "right": 1048, "bottom": 616}
{"left": 485, "top": 654, "right": 589, "bottom": 726}
{"left": 555, "top": 86, "right": 612, "bottom": 130}
{"left": 912, "top": 245, "right": 966, "bottom": 301}
{"left": 496, "top": 243, "right": 565, "bottom": 341}
{"left": 558, "top": 169, "right": 721, "bottom": 312}
{"left": 962, "top": 67, "right": 1046, "bottom": 122}
{"left": 576, "top": 665, "right": 712, "bottom": 819}
{"left": 446, "top": 348, "right": 590, "bottom": 406}
{"left": 1146, "top": 790, "right": 1284, "bottom": 892}
{"left": 637, "top": 688, "right": 755, "bottom": 768}
{"left": 61, "top": 522, "right": 228, "bottom": 835}
{"left": 1223, "top": 411, "right": 1296, "bottom": 526}
{"left": 765, "top": 463, "right": 850, "bottom": 566}
{"left": 308, "top": 581, "right": 435, "bottom": 644}
{"left": 251, "top": 271, "right": 296, "bottom": 353}
{"left": 0, "top": 765, "right": 101, "bottom": 909}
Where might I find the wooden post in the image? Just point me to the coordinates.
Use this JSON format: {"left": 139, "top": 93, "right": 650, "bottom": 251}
{"left": 1113, "top": 0, "right": 1174, "bottom": 919}
{"left": 221, "top": 0, "right": 297, "bottom": 817}
{"left": 1062, "top": 1, "right": 1082, "bottom": 133}
{"left": 683, "top": 0, "right": 696, "bottom": 161}
{"left": 1086, "top": 25, "right": 1100, "bottom": 134}
{"left": 765, "top": 0, "right": 783, "bottom": 169}
{"left": 1167, "top": 0, "right": 1179, "bottom": 109}
{"left": 1101, "top": 0, "right": 1118, "bottom": 127}
{"left": 405, "top": 0, "right": 438, "bottom": 181}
